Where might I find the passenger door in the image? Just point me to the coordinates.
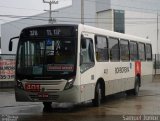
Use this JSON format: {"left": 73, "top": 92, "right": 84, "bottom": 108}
{"left": 80, "top": 33, "right": 95, "bottom": 102}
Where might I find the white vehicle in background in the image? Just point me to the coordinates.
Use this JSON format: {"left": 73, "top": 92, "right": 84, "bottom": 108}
{"left": 9, "top": 24, "right": 153, "bottom": 109}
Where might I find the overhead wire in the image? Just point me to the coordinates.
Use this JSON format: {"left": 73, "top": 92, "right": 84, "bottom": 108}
{"left": 0, "top": 5, "right": 43, "bottom": 12}
{"left": 0, "top": 14, "right": 158, "bottom": 20}
{"left": 85, "top": 0, "right": 160, "bottom": 13}
{"left": 0, "top": 0, "right": 160, "bottom": 13}
{"left": 0, "top": 14, "right": 158, "bottom": 23}
{"left": 0, "top": 0, "right": 159, "bottom": 20}
{"left": 0, "top": 0, "right": 160, "bottom": 28}
{"left": 0, "top": 0, "right": 160, "bottom": 17}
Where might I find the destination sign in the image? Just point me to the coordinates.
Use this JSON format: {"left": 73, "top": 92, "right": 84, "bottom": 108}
{"left": 21, "top": 26, "right": 77, "bottom": 38}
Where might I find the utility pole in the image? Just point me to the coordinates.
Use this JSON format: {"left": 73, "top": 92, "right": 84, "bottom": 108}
{"left": 81, "top": 0, "right": 84, "bottom": 24}
{"left": 157, "top": 12, "right": 159, "bottom": 55}
{"left": 156, "top": 12, "right": 159, "bottom": 75}
{"left": 43, "top": 0, "right": 58, "bottom": 24}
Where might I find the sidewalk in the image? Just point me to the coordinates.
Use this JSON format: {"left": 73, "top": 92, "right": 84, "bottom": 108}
{"left": 153, "top": 75, "right": 160, "bottom": 82}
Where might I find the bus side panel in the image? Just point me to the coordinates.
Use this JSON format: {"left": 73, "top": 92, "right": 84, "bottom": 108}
{"left": 95, "top": 62, "right": 123, "bottom": 96}
{"left": 80, "top": 67, "right": 96, "bottom": 102}
{"left": 141, "top": 61, "right": 153, "bottom": 85}
{"left": 96, "top": 61, "right": 136, "bottom": 96}
{"left": 121, "top": 62, "right": 135, "bottom": 91}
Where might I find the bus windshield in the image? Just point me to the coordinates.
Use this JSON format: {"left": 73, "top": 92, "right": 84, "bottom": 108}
{"left": 17, "top": 37, "right": 77, "bottom": 79}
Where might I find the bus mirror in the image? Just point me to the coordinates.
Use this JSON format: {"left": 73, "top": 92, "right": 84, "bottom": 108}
{"left": 8, "top": 36, "right": 19, "bottom": 51}
{"left": 9, "top": 40, "right": 13, "bottom": 51}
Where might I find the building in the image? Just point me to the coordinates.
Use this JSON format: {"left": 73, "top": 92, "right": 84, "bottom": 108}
{"left": 1, "top": 0, "right": 160, "bottom": 54}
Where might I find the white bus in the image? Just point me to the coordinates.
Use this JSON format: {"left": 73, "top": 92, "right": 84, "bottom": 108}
{"left": 9, "top": 24, "right": 153, "bottom": 109}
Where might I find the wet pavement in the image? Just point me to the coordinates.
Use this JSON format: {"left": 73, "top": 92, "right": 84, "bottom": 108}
{"left": 0, "top": 77, "right": 160, "bottom": 121}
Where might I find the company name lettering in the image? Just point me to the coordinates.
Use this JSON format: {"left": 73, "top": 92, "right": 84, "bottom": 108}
{"left": 115, "top": 67, "right": 129, "bottom": 74}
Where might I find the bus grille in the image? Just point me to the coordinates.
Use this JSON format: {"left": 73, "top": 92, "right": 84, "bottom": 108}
{"left": 29, "top": 95, "right": 59, "bottom": 101}
{"left": 28, "top": 81, "right": 63, "bottom": 85}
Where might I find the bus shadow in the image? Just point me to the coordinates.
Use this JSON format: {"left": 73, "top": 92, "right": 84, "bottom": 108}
{"left": 43, "top": 102, "right": 93, "bottom": 113}
{"left": 42, "top": 92, "right": 128, "bottom": 113}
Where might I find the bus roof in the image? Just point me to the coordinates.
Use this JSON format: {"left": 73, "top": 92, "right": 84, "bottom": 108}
{"left": 21, "top": 24, "right": 151, "bottom": 44}
{"left": 79, "top": 24, "right": 151, "bottom": 44}
{"left": 22, "top": 24, "right": 78, "bottom": 30}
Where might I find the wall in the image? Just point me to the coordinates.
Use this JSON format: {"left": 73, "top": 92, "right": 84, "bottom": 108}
{"left": 1, "top": 15, "right": 47, "bottom": 54}
{"left": 110, "top": 0, "right": 160, "bottom": 13}
{"left": 96, "top": 9, "right": 113, "bottom": 30}
{"left": 109, "top": 0, "right": 160, "bottom": 54}
{"left": 125, "top": 11, "right": 158, "bottom": 54}
{"left": 96, "top": 0, "right": 111, "bottom": 12}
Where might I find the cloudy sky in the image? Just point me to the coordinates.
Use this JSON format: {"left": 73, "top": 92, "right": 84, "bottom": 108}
{"left": 0, "top": 0, "right": 46, "bottom": 24}
{"left": 0, "top": 0, "right": 72, "bottom": 33}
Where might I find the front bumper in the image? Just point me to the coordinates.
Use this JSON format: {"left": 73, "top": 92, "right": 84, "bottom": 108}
{"left": 15, "top": 85, "right": 81, "bottom": 103}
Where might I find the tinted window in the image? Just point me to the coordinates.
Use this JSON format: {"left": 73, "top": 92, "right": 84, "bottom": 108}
{"left": 114, "top": 10, "right": 125, "bottom": 33}
{"left": 108, "top": 38, "right": 120, "bottom": 61}
{"left": 95, "top": 36, "right": 108, "bottom": 62}
{"left": 120, "top": 39, "right": 129, "bottom": 61}
{"left": 146, "top": 44, "right": 152, "bottom": 61}
{"left": 130, "top": 41, "right": 138, "bottom": 61}
{"left": 138, "top": 43, "right": 146, "bottom": 61}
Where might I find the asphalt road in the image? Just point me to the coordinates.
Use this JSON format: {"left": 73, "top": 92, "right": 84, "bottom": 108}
{"left": 0, "top": 77, "right": 160, "bottom": 121}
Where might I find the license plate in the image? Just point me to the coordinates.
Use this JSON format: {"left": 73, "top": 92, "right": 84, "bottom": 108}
{"left": 38, "top": 93, "right": 49, "bottom": 98}
{"left": 25, "top": 83, "right": 40, "bottom": 92}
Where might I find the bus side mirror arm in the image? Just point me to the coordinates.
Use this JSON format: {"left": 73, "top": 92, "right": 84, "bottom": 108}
{"left": 9, "top": 36, "right": 19, "bottom": 51}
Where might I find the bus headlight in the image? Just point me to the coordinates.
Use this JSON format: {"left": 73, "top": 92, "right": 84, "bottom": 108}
{"left": 16, "top": 80, "right": 24, "bottom": 90}
{"left": 64, "top": 78, "right": 75, "bottom": 90}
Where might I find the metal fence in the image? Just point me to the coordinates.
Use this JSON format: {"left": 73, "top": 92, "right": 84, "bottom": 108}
{"left": 154, "top": 54, "right": 160, "bottom": 75}
{"left": 0, "top": 54, "right": 16, "bottom": 88}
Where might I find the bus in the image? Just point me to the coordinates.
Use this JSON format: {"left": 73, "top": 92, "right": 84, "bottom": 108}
{"left": 9, "top": 24, "right": 153, "bottom": 109}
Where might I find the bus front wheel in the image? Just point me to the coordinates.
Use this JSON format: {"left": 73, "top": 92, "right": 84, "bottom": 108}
{"left": 43, "top": 102, "right": 52, "bottom": 111}
{"left": 92, "top": 83, "right": 102, "bottom": 107}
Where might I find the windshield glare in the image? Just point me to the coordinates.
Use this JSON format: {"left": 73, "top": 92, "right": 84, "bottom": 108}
{"left": 17, "top": 38, "right": 76, "bottom": 77}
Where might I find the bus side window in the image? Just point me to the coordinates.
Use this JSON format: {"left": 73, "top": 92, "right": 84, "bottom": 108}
{"left": 120, "top": 39, "right": 129, "bottom": 61}
{"left": 95, "top": 35, "right": 109, "bottom": 62}
{"left": 130, "top": 41, "right": 138, "bottom": 61}
{"left": 138, "top": 43, "right": 146, "bottom": 61}
{"left": 108, "top": 37, "right": 120, "bottom": 61}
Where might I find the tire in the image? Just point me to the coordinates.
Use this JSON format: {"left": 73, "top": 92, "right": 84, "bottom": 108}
{"left": 126, "top": 89, "right": 133, "bottom": 95}
{"left": 43, "top": 102, "right": 52, "bottom": 112}
{"left": 92, "top": 83, "right": 102, "bottom": 107}
{"left": 126, "top": 77, "right": 140, "bottom": 96}
{"left": 133, "top": 77, "right": 140, "bottom": 96}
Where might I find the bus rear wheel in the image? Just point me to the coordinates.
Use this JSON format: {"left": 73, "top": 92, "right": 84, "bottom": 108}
{"left": 126, "top": 77, "right": 140, "bottom": 96}
{"left": 92, "top": 83, "right": 102, "bottom": 107}
{"left": 133, "top": 77, "right": 140, "bottom": 95}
